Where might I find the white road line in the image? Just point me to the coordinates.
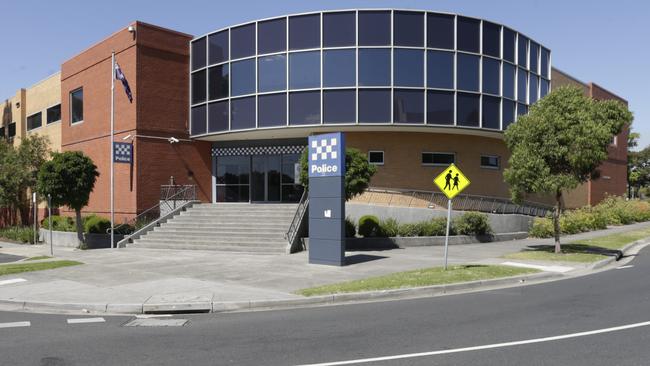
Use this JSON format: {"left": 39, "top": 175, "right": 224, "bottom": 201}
{"left": 501, "top": 261, "right": 574, "bottom": 273}
{"left": 295, "top": 320, "right": 650, "bottom": 366}
{"left": 67, "top": 317, "right": 106, "bottom": 324}
{"left": 0, "top": 321, "right": 31, "bottom": 329}
{"left": 617, "top": 265, "right": 634, "bottom": 270}
{"left": 135, "top": 314, "right": 173, "bottom": 319}
{"left": 0, "top": 278, "right": 27, "bottom": 286}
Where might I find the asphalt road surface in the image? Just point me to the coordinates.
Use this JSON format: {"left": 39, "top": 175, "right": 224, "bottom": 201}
{"left": 1, "top": 247, "right": 650, "bottom": 366}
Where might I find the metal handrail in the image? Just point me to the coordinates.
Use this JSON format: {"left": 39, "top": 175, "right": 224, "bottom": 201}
{"left": 285, "top": 189, "right": 309, "bottom": 248}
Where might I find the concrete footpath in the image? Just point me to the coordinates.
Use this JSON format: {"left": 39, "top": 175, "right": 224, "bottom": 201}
{"left": 1, "top": 222, "right": 649, "bottom": 315}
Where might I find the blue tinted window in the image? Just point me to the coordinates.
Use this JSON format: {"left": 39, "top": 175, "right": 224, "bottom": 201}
{"left": 323, "top": 12, "right": 355, "bottom": 47}
{"left": 482, "top": 57, "right": 500, "bottom": 95}
{"left": 517, "top": 103, "right": 528, "bottom": 116}
{"left": 502, "top": 99, "right": 515, "bottom": 129}
{"left": 503, "top": 28, "right": 516, "bottom": 63}
{"left": 289, "top": 51, "right": 320, "bottom": 89}
{"left": 258, "top": 18, "right": 286, "bottom": 54}
{"left": 529, "top": 42, "right": 539, "bottom": 74}
{"left": 231, "top": 24, "right": 255, "bottom": 59}
{"left": 359, "top": 89, "right": 391, "bottom": 123}
{"left": 457, "top": 17, "right": 480, "bottom": 53}
{"left": 208, "top": 31, "right": 228, "bottom": 64}
{"left": 540, "top": 78, "right": 549, "bottom": 98}
{"left": 191, "top": 70, "right": 206, "bottom": 104}
{"left": 192, "top": 37, "right": 206, "bottom": 71}
{"left": 483, "top": 22, "right": 501, "bottom": 58}
{"left": 208, "top": 101, "right": 228, "bottom": 132}
{"left": 517, "top": 68, "right": 527, "bottom": 103}
{"left": 427, "top": 51, "right": 453, "bottom": 89}
{"left": 427, "top": 13, "right": 454, "bottom": 49}
{"left": 359, "top": 48, "right": 391, "bottom": 86}
{"left": 394, "top": 90, "right": 424, "bottom": 123}
{"left": 258, "top": 93, "right": 286, "bottom": 127}
{"left": 518, "top": 35, "right": 528, "bottom": 68}
{"left": 482, "top": 95, "right": 500, "bottom": 129}
{"left": 457, "top": 92, "right": 480, "bottom": 127}
{"left": 289, "top": 14, "right": 320, "bottom": 50}
{"left": 457, "top": 53, "right": 479, "bottom": 92}
{"left": 394, "top": 11, "right": 423, "bottom": 47}
{"left": 258, "top": 54, "right": 286, "bottom": 92}
{"left": 358, "top": 11, "right": 391, "bottom": 46}
{"left": 394, "top": 49, "right": 424, "bottom": 87}
{"left": 208, "top": 65, "right": 229, "bottom": 100}
{"left": 323, "top": 50, "right": 355, "bottom": 87}
{"left": 503, "top": 63, "right": 515, "bottom": 99}
{"left": 191, "top": 104, "right": 206, "bottom": 135}
{"left": 231, "top": 59, "right": 255, "bottom": 96}
{"left": 324, "top": 90, "right": 355, "bottom": 123}
{"left": 289, "top": 91, "right": 320, "bottom": 125}
{"left": 427, "top": 90, "right": 454, "bottom": 125}
{"left": 540, "top": 48, "right": 550, "bottom": 78}
{"left": 529, "top": 75, "right": 539, "bottom": 103}
{"left": 231, "top": 97, "right": 255, "bottom": 130}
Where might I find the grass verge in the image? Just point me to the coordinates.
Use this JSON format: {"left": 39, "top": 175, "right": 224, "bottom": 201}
{"left": 26, "top": 256, "right": 52, "bottom": 261}
{"left": 0, "top": 260, "right": 82, "bottom": 277}
{"left": 296, "top": 265, "right": 539, "bottom": 297}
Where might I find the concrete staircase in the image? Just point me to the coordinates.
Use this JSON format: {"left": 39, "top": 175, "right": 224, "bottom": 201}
{"left": 130, "top": 203, "right": 297, "bottom": 254}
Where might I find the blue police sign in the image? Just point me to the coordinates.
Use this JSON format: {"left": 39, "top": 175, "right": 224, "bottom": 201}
{"left": 113, "top": 142, "right": 133, "bottom": 164}
{"left": 308, "top": 132, "right": 345, "bottom": 178}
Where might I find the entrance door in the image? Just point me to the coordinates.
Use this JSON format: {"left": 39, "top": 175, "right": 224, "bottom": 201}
{"left": 251, "top": 155, "right": 281, "bottom": 202}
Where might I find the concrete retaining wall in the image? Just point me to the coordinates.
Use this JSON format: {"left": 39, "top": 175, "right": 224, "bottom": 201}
{"left": 39, "top": 229, "right": 123, "bottom": 249}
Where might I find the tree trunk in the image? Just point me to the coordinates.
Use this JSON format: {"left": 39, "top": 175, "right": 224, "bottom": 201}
{"left": 554, "top": 190, "right": 562, "bottom": 254}
{"left": 75, "top": 209, "right": 85, "bottom": 248}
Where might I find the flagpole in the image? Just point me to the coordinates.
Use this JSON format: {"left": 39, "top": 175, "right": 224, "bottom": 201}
{"left": 110, "top": 51, "right": 115, "bottom": 249}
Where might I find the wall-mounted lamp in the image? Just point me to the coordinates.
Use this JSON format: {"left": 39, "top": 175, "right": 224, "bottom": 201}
{"left": 122, "top": 134, "right": 132, "bottom": 141}
{"left": 168, "top": 137, "right": 179, "bottom": 144}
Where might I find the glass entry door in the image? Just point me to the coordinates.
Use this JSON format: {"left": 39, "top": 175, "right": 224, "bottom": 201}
{"left": 251, "top": 155, "right": 281, "bottom": 202}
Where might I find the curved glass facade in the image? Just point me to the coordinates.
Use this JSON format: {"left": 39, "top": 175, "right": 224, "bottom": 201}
{"left": 190, "top": 9, "right": 551, "bottom": 137}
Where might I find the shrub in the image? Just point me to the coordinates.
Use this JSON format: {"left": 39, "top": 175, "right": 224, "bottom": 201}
{"left": 378, "top": 218, "right": 399, "bottom": 237}
{"left": 0, "top": 226, "right": 35, "bottom": 244}
{"left": 529, "top": 218, "right": 554, "bottom": 238}
{"left": 83, "top": 215, "right": 112, "bottom": 234}
{"left": 358, "top": 215, "right": 381, "bottom": 237}
{"left": 345, "top": 217, "right": 357, "bottom": 238}
{"left": 397, "top": 223, "right": 423, "bottom": 237}
{"left": 453, "top": 212, "right": 492, "bottom": 236}
{"left": 41, "top": 215, "right": 76, "bottom": 232}
{"left": 424, "top": 217, "right": 450, "bottom": 236}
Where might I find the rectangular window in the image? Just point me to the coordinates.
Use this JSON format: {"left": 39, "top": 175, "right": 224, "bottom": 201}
{"left": 422, "top": 152, "right": 455, "bottom": 166}
{"left": 209, "top": 64, "right": 230, "bottom": 100}
{"left": 480, "top": 155, "right": 500, "bottom": 169}
{"left": 368, "top": 151, "right": 384, "bottom": 165}
{"left": 0, "top": 126, "right": 4, "bottom": 139}
{"left": 8, "top": 122, "right": 16, "bottom": 137}
{"left": 192, "top": 70, "right": 207, "bottom": 103}
{"left": 46, "top": 104, "right": 61, "bottom": 124}
{"left": 70, "top": 88, "right": 84, "bottom": 124}
{"left": 427, "top": 13, "right": 454, "bottom": 49}
{"left": 208, "top": 100, "right": 229, "bottom": 133}
{"left": 27, "top": 112, "right": 42, "bottom": 131}
{"left": 323, "top": 11, "right": 355, "bottom": 47}
{"left": 208, "top": 30, "right": 229, "bottom": 64}
{"left": 289, "top": 14, "right": 320, "bottom": 50}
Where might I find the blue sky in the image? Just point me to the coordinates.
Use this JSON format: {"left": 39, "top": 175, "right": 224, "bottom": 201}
{"left": 2, "top": 0, "right": 648, "bottom": 147}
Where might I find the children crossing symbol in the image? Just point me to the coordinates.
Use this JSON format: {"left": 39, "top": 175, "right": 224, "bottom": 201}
{"left": 434, "top": 163, "right": 470, "bottom": 199}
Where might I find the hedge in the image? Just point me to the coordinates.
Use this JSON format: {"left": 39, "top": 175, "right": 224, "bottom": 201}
{"left": 357, "top": 213, "right": 491, "bottom": 238}
{"left": 0, "top": 226, "right": 35, "bottom": 244}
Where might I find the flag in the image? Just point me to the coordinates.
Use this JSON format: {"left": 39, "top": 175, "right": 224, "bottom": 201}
{"left": 114, "top": 62, "right": 133, "bottom": 103}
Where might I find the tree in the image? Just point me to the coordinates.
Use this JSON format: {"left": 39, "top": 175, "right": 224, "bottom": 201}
{"left": 300, "top": 147, "right": 377, "bottom": 201}
{"left": 36, "top": 151, "right": 99, "bottom": 246}
{"left": 504, "top": 86, "right": 632, "bottom": 253}
{"left": 629, "top": 145, "right": 650, "bottom": 198}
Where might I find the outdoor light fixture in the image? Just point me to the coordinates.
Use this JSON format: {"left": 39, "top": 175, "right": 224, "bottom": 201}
{"left": 122, "top": 134, "right": 132, "bottom": 140}
{"left": 168, "top": 137, "right": 179, "bottom": 144}
{"left": 128, "top": 25, "right": 136, "bottom": 33}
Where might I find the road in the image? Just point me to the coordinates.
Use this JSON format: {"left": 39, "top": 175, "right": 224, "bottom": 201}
{"left": 1, "top": 247, "right": 649, "bottom": 366}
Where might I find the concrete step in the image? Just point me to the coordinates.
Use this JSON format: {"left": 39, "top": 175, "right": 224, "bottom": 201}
{"left": 131, "top": 242, "right": 286, "bottom": 253}
{"left": 153, "top": 227, "right": 287, "bottom": 234}
{"left": 160, "top": 223, "right": 287, "bottom": 230}
{"left": 134, "top": 237, "right": 286, "bottom": 247}
{"left": 144, "top": 231, "right": 286, "bottom": 239}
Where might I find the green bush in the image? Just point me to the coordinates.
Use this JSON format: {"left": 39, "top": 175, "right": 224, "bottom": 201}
{"left": 40, "top": 215, "right": 76, "bottom": 232}
{"left": 423, "top": 217, "right": 450, "bottom": 236}
{"left": 83, "top": 215, "right": 112, "bottom": 234}
{"left": 0, "top": 226, "right": 35, "bottom": 244}
{"left": 345, "top": 217, "right": 357, "bottom": 238}
{"left": 397, "top": 222, "right": 423, "bottom": 237}
{"left": 529, "top": 217, "right": 554, "bottom": 238}
{"left": 593, "top": 196, "right": 650, "bottom": 225}
{"left": 453, "top": 212, "right": 492, "bottom": 236}
{"left": 358, "top": 215, "right": 381, "bottom": 237}
{"left": 379, "top": 218, "right": 399, "bottom": 237}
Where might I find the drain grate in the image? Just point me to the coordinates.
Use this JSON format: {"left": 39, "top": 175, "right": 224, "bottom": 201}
{"left": 123, "top": 318, "right": 188, "bottom": 327}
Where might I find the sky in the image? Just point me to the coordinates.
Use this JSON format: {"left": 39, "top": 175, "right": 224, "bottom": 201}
{"left": 1, "top": 0, "right": 648, "bottom": 147}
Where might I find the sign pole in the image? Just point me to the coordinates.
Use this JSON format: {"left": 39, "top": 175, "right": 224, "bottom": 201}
{"left": 48, "top": 194, "right": 53, "bottom": 256}
{"left": 110, "top": 51, "right": 115, "bottom": 249}
{"left": 32, "top": 192, "right": 37, "bottom": 244}
{"left": 443, "top": 199, "right": 452, "bottom": 270}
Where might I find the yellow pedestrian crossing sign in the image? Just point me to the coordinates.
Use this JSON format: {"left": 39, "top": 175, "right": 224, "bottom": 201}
{"left": 434, "top": 163, "right": 470, "bottom": 199}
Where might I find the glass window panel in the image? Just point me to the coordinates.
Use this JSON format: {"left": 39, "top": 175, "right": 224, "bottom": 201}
{"left": 27, "top": 112, "right": 42, "bottom": 131}
{"left": 70, "top": 88, "right": 83, "bottom": 123}
{"left": 427, "top": 51, "right": 454, "bottom": 89}
{"left": 517, "top": 103, "right": 528, "bottom": 116}
{"left": 359, "top": 89, "right": 391, "bottom": 123}
{"left": 289, "top": 51, "right": 320, "bottom": 89}
{"left": 427, "top": 90, "right": 454, "bottom": 125}
{"left": 394, "top": 49, "right": 424, "bottom": 87}
{"left": 358, "top": 48, "right": 391, "bottom": 86}
{"left": 518, "top": 35, "right": 528, "bottom": 68}
{"left": 422, "top": 153, "right": 455, "bottom": 165}
{"left": 216, "top": 185, "right": 250, "bottom": 203}
{"left": 231, "top": 59, "right": 255, "bottom": 96}
{"left": 482, "top": 22, "right": 501, "bottom": 58}
{"left": 482, "top": 95, "right": 500, "bottom": 129}
{"left": 258, "top": 93, "right": 287, "bottom": 127}
{"left": 289, "top": 91, "right": 320, "bottom": 125}
{"left": 457, "top": 53, "right": 479, "bottom": 92}
{"left": 394, "top": 11, "right": 423, "bottom": 47}
{"left": 257, "top": 18, "right": 286, "bottom": 54}
{"left": 208, "top": 101, "right": 228, "bottom": 132}
{"left": 540, "top": 47, "right": 550, "bottom": 78}
{"left": 289, "top": 14, "right": 320, "bottom": 50}
{"left": 394, "top": 89, "right": 424, "bottom": 123}
{"left": 323, "top": 49, "right": 355, "bottom": 87}
{"left": 503, "top": 63, "right": 515, "bottom": 99}
{"left": 191, "top": 104, "right": 206, "bottom": 135}
{"left": 529, "top": 74, "right": 539, "bottom": 104}
{"left": 191, "top": 37, "right": 206, "bottom": 71}
{"left": 208, "top": 31, "right": 228, "bottom": 64}
{"left": 540, "top": 78, "right": 550, "bottom": 98}
{"left": 323, "top": 11, "right": 355, "bottom": 47}
{"left": 503, "top": 28, "right": 516, "bottom": 63}
{"left": 529, "top": 42, "right": 539, "bottom": 74}
{"left": 191, "top": 70, "right": 206, "bottom": 104}
{"left": 258, "top": 54, "right": 286, "bottom": 92}
{"left": 517, "top": 68, "right": 527, "bottom": 103}
{"left": 231, "top": 97, "right": 256, "bottom": 130}
{"left": 208, "top": 64, "right": 229, "bottom": 100}
{"left": 368, "top": 151, "right": 384, "bottom": 165}
{"left": 230, "top": 24, "right": 255, "bottom": 59}
{"left": 482, "top": 57, "right": 500, "bottom": 95}
{"left": 46, "top": 104, "right": 61, "bottom": 124}
{"left": 358, "top": 11, "right": 391, "bottom": 46}
{"left": 457, "top": 92, "right": 480, "bottom": 127}
{"left": 216, "top": 156, "right": 250, "bottom": 185}
{"left": 502, "top": 99, "right": 515, "bottom": 130}
{"left": 323, "top": 89, "right": 355, "bottom": 124}
{"left": 427, "top": 13, "right": 454, "bottom": 49}
{"left": 480, "top": 155, "right": 500, "bottom": 168}
{"left": 457, "top": 17, "right": 480, "bottom": 53}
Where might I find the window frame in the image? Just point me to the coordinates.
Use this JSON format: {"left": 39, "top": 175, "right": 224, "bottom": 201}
{"left": 421, "top": 152, "right": 456, "bottom": 166}
{"left": 69, "top": 87, "right": 84, "bottom": 125}
{"left": 26, "top": 111, "right": 43, "bottom": 131}
{"left": 368, "top": 150, "right": 385, "bottom": 166}
{"left": 480, "top": 155, "right": 501, "bottom": 169}
{"left": 46, "top": 103, "right": 62, "bottom": 124}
